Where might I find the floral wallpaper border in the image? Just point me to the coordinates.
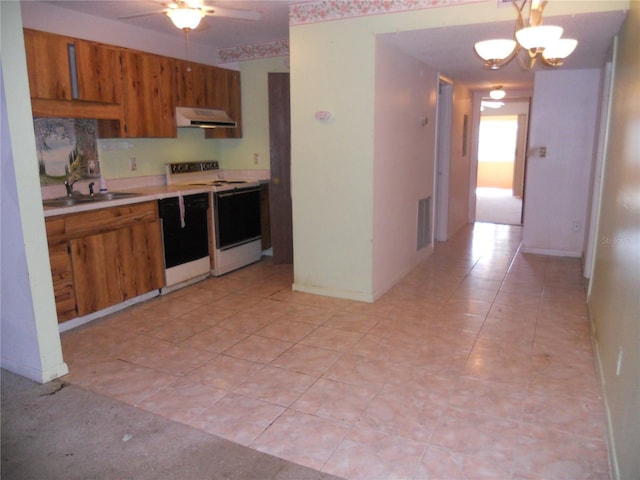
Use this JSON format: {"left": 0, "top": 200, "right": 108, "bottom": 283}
{"left": 218, "top": 0, "right": 481, "bottom": 62}
{"left": 289, "top": 0, "right": 483, "bottom": 26}
{"left": 218, "top": 39, "right": 289, "bottom": 63}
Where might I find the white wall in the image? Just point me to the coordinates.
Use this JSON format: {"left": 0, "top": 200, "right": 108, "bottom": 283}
{"left": 1, "top": 1, "right": 68, "bottom": 383}
{"left": 522, "top": 69, "right": 601, "bottom": 257}
{"left": 372, "top": 40, "right": 438, "bottom": 299}
{"left": 588, "top": 4, "right": 640, "bottom": 478}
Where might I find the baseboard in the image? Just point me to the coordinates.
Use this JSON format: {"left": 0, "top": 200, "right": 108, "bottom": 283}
{"left": 58, "top": 290, "right": 160, "bottom": 333}
{"left": 520, "top": 246, "right": 582, "bottom": 257}
{"left": 588, "top": 304, "right": 619, "bottom": 480}
{"left": 292, "top": 282, "right": 373, "bottom": 303}
{"left": 0, "top": 358, "right": 69, "bottom": 384}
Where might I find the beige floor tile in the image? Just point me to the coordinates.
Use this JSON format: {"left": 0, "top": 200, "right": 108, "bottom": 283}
{"left": 188, "top": 392, "right": 285, "bottom": 446}
{"left": 233, "top": 365, "right": 316, "bottom": 407}
{"left": 323, "top": 426, "right": 426, "bottom": 480}
{"left": 299, "top": 326, "right": 364, "bottom": 352}
{"left": 271, "top": 344, "right": 342, "bottom": 377}
{"left": 292, "top": 378, "right": 378, "bottom": 424}
{"left": 252, "top": 409, "right": 351, "bottom": 471}
{"left": 59, "top": 224, "right": 610, "bottom": 480}
{"left": 223, "top": 334, "right": 293, "bottom": 364}
{"left": 184, "top": 354, "right": 263, "bottom": 390}
{"left": 430, "top": 407, "right": 521, "bottom": 466}
{"left": 137, "top": 377, "right": 227, "bottom": 423}
{"left": 255, "top": 317, "right": 318, "bottom": 343}
{"left": 515, "top": 424, "right": 610, "bottom": 479}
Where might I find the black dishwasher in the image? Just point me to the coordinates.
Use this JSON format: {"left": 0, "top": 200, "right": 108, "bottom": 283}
{"left": 158, "top": 193, "right": 209, "bottom": 269}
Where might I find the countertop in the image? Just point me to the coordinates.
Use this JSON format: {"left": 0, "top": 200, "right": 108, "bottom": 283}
{"left": 42, "top": 183, "right": 265, "bottom": 217}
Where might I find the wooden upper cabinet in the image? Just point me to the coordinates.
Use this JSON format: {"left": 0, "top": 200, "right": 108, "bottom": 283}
{"left": 174, "top": 60, "right": 230, "bottom": 110}
{"left": 175, "top": 60, "right": 206, "bottom": 108}
{"left": 24, "top": 29, "right": 74, "bottom": 100}
{"left": 121, "top": 50, "right": 176, "bottom": 138}
{"left": 207, "top": 69, "right": 242, "bottom": 139}
{"left": 75, "top": 40, "right": 122, "bottom": 104}
{"left": 23, "top": 29, "right": 241, "bottom": 138}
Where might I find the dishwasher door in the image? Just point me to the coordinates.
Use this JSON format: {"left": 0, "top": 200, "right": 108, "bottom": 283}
{"left": 158, "top": 193, "right": 210, "bottom": 274}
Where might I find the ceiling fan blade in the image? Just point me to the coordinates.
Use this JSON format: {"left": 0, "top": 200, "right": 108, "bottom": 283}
{"left": 203, "top": 5, "right": 262, "bottom": 21}
{"left": 118, "top": 9, "right": 168, "bottom": 20}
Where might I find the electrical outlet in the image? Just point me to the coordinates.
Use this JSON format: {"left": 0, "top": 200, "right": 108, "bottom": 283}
{"left": 129, "top": 157, "right": 137, "bottom": 171}
{"left": 253, "top": 153, "right": 261, "bottom": 165}
{"left": 572, "top": 220, "right": 581, "bottom": 233}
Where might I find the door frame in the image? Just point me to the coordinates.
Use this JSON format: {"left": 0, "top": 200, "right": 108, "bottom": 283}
{"left": 434, "top": 76, "right": 453, "bottom": 242}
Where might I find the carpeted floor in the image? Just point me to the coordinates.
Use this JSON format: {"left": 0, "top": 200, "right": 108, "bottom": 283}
{"left": 1, "top": 370, "right": 343, "bottom": 480}
{"left": 475, "top": 187, "right": 522, "bottom": 225}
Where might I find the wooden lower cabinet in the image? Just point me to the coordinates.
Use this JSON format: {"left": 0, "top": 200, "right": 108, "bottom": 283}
{"left": 48, "top": 243, "right": 77, "bottom": 322}
{"left": 45, "top": 202, "right": 165, "bottom": 322}
{"left": 70, "top": 222, "right": 164, "bottom": 316}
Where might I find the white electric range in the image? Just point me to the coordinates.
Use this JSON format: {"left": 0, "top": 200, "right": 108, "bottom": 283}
{"left": 165, "top": 161, "right": 262, "bottom": 276}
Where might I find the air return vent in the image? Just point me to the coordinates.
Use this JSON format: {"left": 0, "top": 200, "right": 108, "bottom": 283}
{"left": 417, "top": 196, "right": 432, "bottom": 251}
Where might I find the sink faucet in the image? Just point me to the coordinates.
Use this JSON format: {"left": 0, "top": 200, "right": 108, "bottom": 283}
{"left": 64, "top": 178, "right": 78, "bottom": 197}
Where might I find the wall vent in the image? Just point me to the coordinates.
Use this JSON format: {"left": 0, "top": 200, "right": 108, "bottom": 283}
{"left": 417, "top": 196, "right": 432, "bottom": 251}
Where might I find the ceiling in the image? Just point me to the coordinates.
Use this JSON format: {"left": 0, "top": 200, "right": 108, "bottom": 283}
{"left": 46, "top": 1, "right": 627, "bottom": 92}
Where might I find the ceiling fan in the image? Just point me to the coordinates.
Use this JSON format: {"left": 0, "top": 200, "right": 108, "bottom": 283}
{"left": 119, "top": 0, "right": 262, "bottom": 31}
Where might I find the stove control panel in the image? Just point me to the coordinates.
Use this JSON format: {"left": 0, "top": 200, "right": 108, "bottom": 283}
{"left": 168, "top": 161, "right": 219, "bottom": 175}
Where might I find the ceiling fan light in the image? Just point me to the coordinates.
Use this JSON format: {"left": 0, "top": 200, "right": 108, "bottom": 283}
{"left": 489, "top": 87, "right": 506, "bottom": 100}
{"left": 542, "top": 38, "right": 578, "bottom": 60}
{"left": 474, "top": 39, "right": 517, "bottom": 62}
{"left": 167, "top": 8, "right": 204, "bottom": 30}
{"left": 515, "top": 25, "right": 563, "bottom": 50}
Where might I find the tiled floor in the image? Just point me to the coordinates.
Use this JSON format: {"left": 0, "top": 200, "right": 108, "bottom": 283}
{"left": 61, "top": 223, "right": 610, "bottom": 479}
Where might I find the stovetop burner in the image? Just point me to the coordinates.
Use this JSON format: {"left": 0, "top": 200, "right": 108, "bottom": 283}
{"left": 165, "top": 162, "right": 259, "bottom": 191}
{"left": 188, "top": 180, "right": 248, "bottom": 186}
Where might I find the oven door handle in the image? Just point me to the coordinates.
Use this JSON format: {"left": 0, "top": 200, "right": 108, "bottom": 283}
{"left": 216, "top": 186, "right": 261, "bottom": 198}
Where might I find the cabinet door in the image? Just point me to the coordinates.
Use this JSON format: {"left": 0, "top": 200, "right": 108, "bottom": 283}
{"left": 205, "top": 66, "right": 228, "bottom": 109}
{"left": 175, "top": 60, "right": 207, "bottom": 108}
{"left": 70, "top": 221, "right": 165, "bottom": 316}
{"left": 24, "top": 29, "right": 73, "bottom": 100}
{"left": 121, "top": 50, "right": 176, "bottom": 138}
{"left": 49, "top": 243, "right": 77, "bottom": 322}
{"left": 207, "top": 69, "right": 242, "bottom": 139}
{"left": 75, "top": 40, "right": 122, "bottom": 104}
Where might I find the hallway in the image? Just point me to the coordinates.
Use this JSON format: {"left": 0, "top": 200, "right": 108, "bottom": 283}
{"left": 59, "top": 223, "right": 609, "bottom": 479}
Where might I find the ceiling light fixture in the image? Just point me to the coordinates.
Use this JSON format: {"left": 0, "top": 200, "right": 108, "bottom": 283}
{"left": 167, "top": 6, "right": 204, "bottom": 30}
{"left": 474, "top": 0, "right": 577, "bottom": 71}
{"left": 489, "top": 86, "right": 507, "bottom": 99}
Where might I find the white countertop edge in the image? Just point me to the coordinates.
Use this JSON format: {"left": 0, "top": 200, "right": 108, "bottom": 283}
{"left": 43, "top": 184, "right": 216, "bottom": 217}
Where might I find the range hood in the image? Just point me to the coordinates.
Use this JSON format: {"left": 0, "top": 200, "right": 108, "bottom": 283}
{"left": 176, "top": 107, "right": 237, "bottom": 128}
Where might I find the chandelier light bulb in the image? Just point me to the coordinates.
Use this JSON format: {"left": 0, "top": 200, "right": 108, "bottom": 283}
{"left": 474, "top": 39, "right": 517, "bottom": 62}
{"left": 489, "top": 87, "right": 506, "bottom": 100}
{"left": 515, "top": 25, "right": 563, "bottom": 51}
{"left": 542, "top": 38, "right": 578, "bottom": 60}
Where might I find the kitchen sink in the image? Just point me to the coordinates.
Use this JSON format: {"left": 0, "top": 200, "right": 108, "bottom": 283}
{"left": 43, "top": 192, "right": 141, "bottom": 207}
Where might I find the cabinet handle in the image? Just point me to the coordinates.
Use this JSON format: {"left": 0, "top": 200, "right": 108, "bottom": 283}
{"left": 67, "top": 42, "right": 79, "bottom": 100}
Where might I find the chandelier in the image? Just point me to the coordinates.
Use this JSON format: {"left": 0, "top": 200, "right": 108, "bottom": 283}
{"left": 166, "top": 2, "right": 205, "bottom": 30}
{"left": 474, "top": 0, "right": 577, "bottom": 71}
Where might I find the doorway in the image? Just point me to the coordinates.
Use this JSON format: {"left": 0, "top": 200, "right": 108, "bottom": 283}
{"left": 267, "top": 72, "right": 293, "bottom": 264}
{"left": 475, "top": 109, "right": 528, "bottom": 225}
